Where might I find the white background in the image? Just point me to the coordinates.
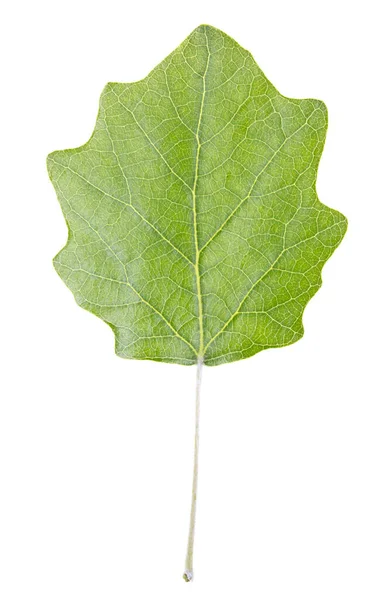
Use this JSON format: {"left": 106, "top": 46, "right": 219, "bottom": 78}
{"left": 1, "top": 1, "right": 391, "bottom": 598}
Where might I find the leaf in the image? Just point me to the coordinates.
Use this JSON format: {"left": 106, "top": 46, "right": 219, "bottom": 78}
{"left": 48, "top": 25, "right": 347, "bottom": 367}
{"left": 48, "top": 25, "right": 348, "bottom": 582}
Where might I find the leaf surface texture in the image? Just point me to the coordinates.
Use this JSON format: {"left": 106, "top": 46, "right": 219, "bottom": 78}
{"left": 48, "top": 25, "right": 347, "bottom": 366}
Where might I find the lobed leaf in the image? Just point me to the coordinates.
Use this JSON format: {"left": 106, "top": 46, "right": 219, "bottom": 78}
{"left": 48, "top": 25, "right": 347, "bottom": 366}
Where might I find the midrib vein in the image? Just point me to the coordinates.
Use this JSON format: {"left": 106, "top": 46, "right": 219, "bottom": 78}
{"left": 193, "top": 31, "right": 210, "bottom": 358}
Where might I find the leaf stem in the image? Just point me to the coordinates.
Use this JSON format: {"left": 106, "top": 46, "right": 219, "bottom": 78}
{"left": 183, "top": 356, "right": 203, "bottom": 582}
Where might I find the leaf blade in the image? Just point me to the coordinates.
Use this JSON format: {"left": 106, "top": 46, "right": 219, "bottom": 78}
{"left": 48, "top": 25, "right": 347, "bottom": 366}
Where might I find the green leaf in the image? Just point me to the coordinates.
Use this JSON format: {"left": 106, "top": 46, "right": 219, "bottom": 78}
{"left": 48, "top": 24, "right": 347, "bottom": 367}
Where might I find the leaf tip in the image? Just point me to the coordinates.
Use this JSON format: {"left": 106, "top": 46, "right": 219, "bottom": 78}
{"left": 191, "top": 23, "right": 222, "bottom": 37}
